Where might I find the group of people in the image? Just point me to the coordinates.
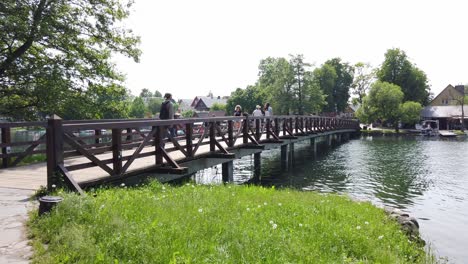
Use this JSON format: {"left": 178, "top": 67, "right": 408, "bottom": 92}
{"left": 234, "top": 103, "right": 273, "bottom": 117}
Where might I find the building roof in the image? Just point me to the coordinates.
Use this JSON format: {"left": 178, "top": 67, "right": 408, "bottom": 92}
{"left": 421, "top": 105, "right": 468, "bottom": 118}
{"left": 193, "top": 96, "right": 227, "bottom": 108}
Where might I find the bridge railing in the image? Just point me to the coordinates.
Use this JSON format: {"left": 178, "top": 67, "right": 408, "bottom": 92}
{"left": 1, "top": 115, "right": 359, "bottom": 192}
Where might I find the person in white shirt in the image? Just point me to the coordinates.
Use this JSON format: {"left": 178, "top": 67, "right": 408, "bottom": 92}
{"left": 252, "top": 105, "right": 263, "bottom": 117}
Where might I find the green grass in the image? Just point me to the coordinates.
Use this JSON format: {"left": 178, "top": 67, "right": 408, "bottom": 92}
{"left": 28, "top": 182, "right": 433, "bottom": 263}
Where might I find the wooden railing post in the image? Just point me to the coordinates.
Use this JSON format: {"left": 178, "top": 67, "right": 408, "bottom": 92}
{"left": 266, "top": 118, "right": 271, "bottom": 139}
{"left": 289, "top": 118, "right": 293, "bottom": 135}
{"left": 227, "top": 120, "right": 234, "bottom": 147}
{"left": 255, "top": 118, "right": 260, "bottom": 141}
{"left": 94, "top": 129, "right": 101, "bottom": 145}
{"left": 1, "top": 127, "right": 11, "bottom": 168}
{"left": 186, "top": 123, "right": 194, "bottom": 156}
{"left": 243, "top": 117, "right": 249, "bottom": 144}
{"left": 112, "top": 128, "right": 122, "bottom": 175}
{"left": 126, "top": 128, "right": 132, "bottom": 141}
{"left": 155, "top": 126, "right": 163, "bottom": 165}
{"left": 274, "top": 117, "right": 279, "bottom": 136}
{"left": 283, "top": 118, "right": 287, "bottom": 136}
{"left": 210, "top": 122, "right": 216, "bottom": 151}
{"left": 46, "top": 115, "right": 64, "bottom": 190}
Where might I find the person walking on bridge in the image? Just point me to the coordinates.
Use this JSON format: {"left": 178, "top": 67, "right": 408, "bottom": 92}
{"left": 159, "top": 93, "right": 176, "bottom": 138}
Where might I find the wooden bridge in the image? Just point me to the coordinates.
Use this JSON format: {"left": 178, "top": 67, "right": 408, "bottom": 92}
{"left": 0, "top": 115, "right": 359, "bottom": 193}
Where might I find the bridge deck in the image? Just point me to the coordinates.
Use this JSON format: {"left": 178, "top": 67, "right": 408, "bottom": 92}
{"left": 0, "top": 130, "right": 354, "bottom": 190}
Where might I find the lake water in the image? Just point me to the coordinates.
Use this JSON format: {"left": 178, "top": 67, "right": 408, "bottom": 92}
{"left": 195, "top": 135, "right": 468, "bottom": 263}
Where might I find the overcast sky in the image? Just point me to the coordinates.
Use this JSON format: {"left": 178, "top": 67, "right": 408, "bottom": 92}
{"left": 115, "top": 0, "right": 468, "bottom": 100}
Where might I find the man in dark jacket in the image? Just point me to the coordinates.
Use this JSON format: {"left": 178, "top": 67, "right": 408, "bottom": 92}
{"left": 159, "top": 93, "right": 176, "bottom": 138}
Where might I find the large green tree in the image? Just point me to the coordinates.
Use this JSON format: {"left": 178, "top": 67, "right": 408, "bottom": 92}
{"left": 257, "top": 57, "right": 295, "bottom": 114}
{"left": 317, "top": 58, "right": 354, "bottom": 112}
{"left": 356, "top": 81, "right": 403, "bottom": 130}
{"left": 257, "top": 55, "right": 325, "bottom": 115}
{"left": 356, "top": 81, "right": 422, "bottom": 131}
{"left": 129, "top": 97, "right": 145, "bottom": 118}
{"left": 377, "top": 48, "right": 430, "bottom": 105}
{"left": 351, "top": 62, "right": 375, "bottom": 105}
{"left": 226, "top": 85, "right": 265, "bottom": 115}
{"left": 0, "top": 0, "right": 140, "bottom": 120}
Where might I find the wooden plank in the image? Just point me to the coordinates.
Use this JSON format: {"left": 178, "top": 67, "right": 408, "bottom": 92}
{"left": 57, "top": 164, "right": 84, "bottom": 195}
{"left": 1, "top": 127, "right": 11, "bottom": 168}
{"left": 112, "top": 129, "right": 123, "bottom": 175}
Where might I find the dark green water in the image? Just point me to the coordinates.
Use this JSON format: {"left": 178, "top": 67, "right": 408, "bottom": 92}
{"left": 196, "top": 135, "right": 468, "bottom": 263}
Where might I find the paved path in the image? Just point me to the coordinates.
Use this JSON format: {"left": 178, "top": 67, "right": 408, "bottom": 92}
{"left": 0, "top": 188, "right": 35, "bottom": 264}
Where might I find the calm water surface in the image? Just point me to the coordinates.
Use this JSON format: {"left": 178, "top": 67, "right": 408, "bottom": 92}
{"left": 195, "top": 136, "right": 468, "bottom": 263}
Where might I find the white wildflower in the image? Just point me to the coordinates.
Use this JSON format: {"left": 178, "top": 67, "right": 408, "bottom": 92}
{"left": 246, "top": 208, "right": 250, "bottom": 211}
{"left": 162, "top": 186, "right": 166, "bottom": 190}
{"left": 258, "top": 205, "right": 261, "bottom": 208}
{"left": 278, "top": 203, "right": 282, "bottom": 206}
{"left": 364, "top": 221, "right": 369, "bottom": 225}
{"left": 356, "top": 226, "right": 361, "bottom": 230}
{"left": 51, "top": 184, "right": 56, "bottom": 188}
{"left": 120, "top": 183, "right": 125, "bottom": 187}
{"left": 299, "top": 223, "right": 303, "bottom": 227}
{"left": 269, "top": 220, "right": 274, "bottom": 225}
{"left": 272, "top": 224, "right": 278, "bottom": 229}
{"left": 264, "top": 202, "right": 268, "bottom": 206}
{"left": 378, "top": 235, "right": 384, "bottom": 240}
{"left": 198, "top": 208, "right": 203, "bottom": 213}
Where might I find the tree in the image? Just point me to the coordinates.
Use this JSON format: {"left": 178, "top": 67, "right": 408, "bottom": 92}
{"left": 210, "top": 103, "right": 226, "bottom": 112}
{"left": 0, "top": 0, "right": 140, "bottom": 120}
{"left": 181, "top": 109, "right": 195, "bottom": 118}
{"left": 140, "top": 88, "right": 153, "bottom": 98}
{"left": 351, "top": 62, "right": 375, "bottom": 105}
{"left": 257, "top": 57, "right": 294, "bottom": 114}
{"left": 129, "top": 97, "right": 145, "bottom": 118}
{"left": 356, "top": 81, "right": 403, "bottom": 131}
{"left": 147, "top": 97, "right": 164, "bottom": 115}
{"left": 226, "top": 86, "right": 265, "bottom": 115}
{"left": 321, "top": 58, "right": 354, "bottom": 112}
{"left": 154, "top": 90, "right": 162, "bottom": 98}
{"left": 377, "top": 48, "right": 430, "bottom": 105}
{"left": 400, "top": 101, "right": 423, "bottom": 126}
{"left": 289, "top": 54, "right": 310, "bottom": 114}
{"left": 313, "top": 64, "right": 337, "bottom": 112}
{"left": 257, "top": 55, "right": 325, "bottom": 115}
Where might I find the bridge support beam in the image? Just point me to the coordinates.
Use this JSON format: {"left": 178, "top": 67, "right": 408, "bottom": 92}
{"left": 281, "top": 145, "right": 288, "bottom": 170}
{"left": 254, "top": 153, "right": 261, "bottom": 179}
{"left": 327, "top": 135, "right": 332, "bottom": 147}
{"left": 289, "top": 143, "right": 295, "bottom": 167}
{"left": 222, "top": 161, "right": 234, "bottom": 183}
{"left": 310, "top": 138, "right": 317, "bottom": 155}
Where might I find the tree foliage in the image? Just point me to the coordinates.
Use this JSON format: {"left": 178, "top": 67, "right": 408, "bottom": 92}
{"left": 316, "top": 58, "right": 354, "bottom": 112}
{"left": 129, "top": 97, "right": 145, "bottom": 118}
{"left": 147, "top": 97, "right": 164, "bottom": 115}
{"left": 356, "top": 81, "right": 422, "bottom": 131}
{"left": 153, "top": 90, "right": 162, "bottom": 98}
{"left": 400, "top": 101, "right": 423, "bottom": 125}
{"left": 257, "top": 55, "right": 326, "bottom": 115}
{"left": 140, "top": 88, "right": 153, "bottom": 98}
{"left": 377, "top": 48, "right": 430, "bottom": 105}
{"left": 0, "top": 0, "right": 140, "bottom": 120}
{"left": 356, "top": 81, "right": 403, "bottom": 128}
{"left": 210, "top": 103, "right": 226, "bottom": 112}
{"left": 351, "top": 62, "right": 375, "bottom": 105}
{"left": 226, "top": 86, "right": 265, "bottom": 115}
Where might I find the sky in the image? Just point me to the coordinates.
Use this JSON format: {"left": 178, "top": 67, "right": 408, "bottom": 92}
{"left": 115, "top": 0, "right": 468, "bottom": 100}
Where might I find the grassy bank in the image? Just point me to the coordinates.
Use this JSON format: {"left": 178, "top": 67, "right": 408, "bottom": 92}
{"left": 29, "top": 182, "right": 432, "bottom": 263}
